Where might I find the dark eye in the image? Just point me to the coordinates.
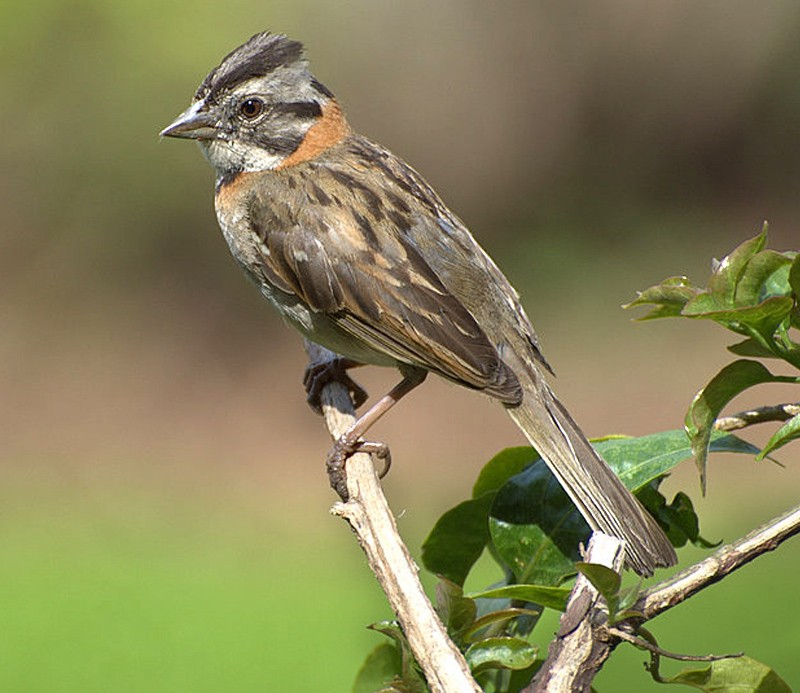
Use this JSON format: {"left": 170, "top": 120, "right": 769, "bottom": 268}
{"left": 240, "top": 98, "right": 264, "bottom": 119}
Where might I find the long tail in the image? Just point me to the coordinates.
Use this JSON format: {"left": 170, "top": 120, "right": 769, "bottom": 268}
{"left": 505, "top": 374, "right": 677, "bottom": 576}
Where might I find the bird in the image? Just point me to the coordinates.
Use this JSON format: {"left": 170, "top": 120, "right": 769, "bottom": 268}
{"left": 160, "top": 31, "right": 677, "bottom": 576}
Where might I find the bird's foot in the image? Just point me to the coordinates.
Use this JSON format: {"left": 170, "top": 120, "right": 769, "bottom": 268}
{"left": 326, "top": 434, "right": 392, "bottom": 501}
{"left": 303, "top": 357, "right": 368, "bottom": 414}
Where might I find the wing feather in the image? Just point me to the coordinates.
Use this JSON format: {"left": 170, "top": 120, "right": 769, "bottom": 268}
{"left": 246, "top": 180, "right": 521, "bottom": 404}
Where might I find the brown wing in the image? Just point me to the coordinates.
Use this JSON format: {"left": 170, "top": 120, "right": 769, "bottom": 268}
{"left": 245, "top": 177, "right": 522, "bottom": 405}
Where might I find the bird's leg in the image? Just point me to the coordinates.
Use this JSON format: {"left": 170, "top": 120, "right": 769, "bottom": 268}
{"left": 303, "top": 357, "right": 368, "bottom": 414}
{"left": 327, "top": 368, "right": 427, "bottom": 500}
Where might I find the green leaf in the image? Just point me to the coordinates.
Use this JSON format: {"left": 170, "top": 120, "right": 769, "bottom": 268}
{"left": 733, "top": 249, "right": 792, "bottom": 306}
{"left": 681, "top": 295, "right": 794, "bottom": 336}
{"left": 660, "top": 655, "right": 790, "bottom": 692}
{"left": 353, "top": 643, "right": 403, "bottom": 693}
{"left": 637, "top": 486, "right": 718, "bottom": 549}
{"left": 757, "top": 413, "right": 800, "bottom": 459}
{"left": 421, "top": 492, "right": 494, "bottom": 585}
{"left": 706, "top": 227, "right": 767, "bottom": 302}
{"left": 464, "top": 637, "right": 537, "bottom": 674}
{"left": 624, "top": 276, "right": 699, "bottom": 320}
{"left": 489, "top": 461, "right": 590, "bottom": 586}
{"left": 435, "top": 579, "right": 477, "bottom": 640}
{"left": 467, "top": 585, "right": 570, "bottom": 612}
{"left": 595, "top": 430, "right": 758, "bottom": 491}
{"left": 461, "top": 607, "right": 543, "bottom": 642}
{"left": 366, "top": 622, "right": 427, "bottom": 692}
{"left": 789, "top": 253, "right": 800, "bottom": 298}
{"left": 486, "top": 431, "right": 755, "bottom": 585}
{"left": 423, "top": 447, "right": 546, "bottom": 585}
{"left": 685, "top": 360, "right": 794, "bottom": 490}
{"left": 727, "top": 337, "right": 779, "bottom": 359}
{"left": 575, "top": 562, "right": 622, "bottom": 617}
{"left": 626, "top": 227, "right": 799, "bottom": 341}
{"left": 473, "top": 446, "right": 539, "bottom": 498}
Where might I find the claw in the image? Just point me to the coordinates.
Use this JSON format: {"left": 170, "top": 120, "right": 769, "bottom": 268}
{"left": 326, "top": 434, "right": 392, "bottom": 501}
{"left": 304, "top": 358, "right": 368, "bottom": 414}
{"left": 320, "top": 369, "right": 425, "bottom": 501}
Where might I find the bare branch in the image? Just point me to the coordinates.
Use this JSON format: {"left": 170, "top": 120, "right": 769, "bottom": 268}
{"left": 608, "top": 626, "right": 742, "bottom": 662}
{"left": 528, "top": 533, "right": 625, "bottom": 693}
{"left": 304, "top": 342, "right": 480, "bottom": 693}
{"left": 715, "top": 402, "right": 800, "bottom": 432}
{"left": 636, "top": 504, "right": 800, "bottom": 620}
{"left": 302, "top": 341, "right": 799, "bottom": 692}
{"left": 528, "top": 505, "right": 800, "bottom": 691}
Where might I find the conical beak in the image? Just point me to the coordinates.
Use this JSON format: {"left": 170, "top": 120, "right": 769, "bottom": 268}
{"left": 160, "top": 101, "right": 218, "bottom": 140}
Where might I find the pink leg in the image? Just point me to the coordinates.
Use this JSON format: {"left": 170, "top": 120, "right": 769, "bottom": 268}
{"left": 328, "top": 369, "right": 427, "bottom": 500}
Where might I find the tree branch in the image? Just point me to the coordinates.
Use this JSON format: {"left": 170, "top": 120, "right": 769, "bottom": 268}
{"left": 528, "top": 533, "right": 625, "bottom": 693}
{"left": 303, "top": 342, "right": 799, "bottom": 691}
{"left": 304, "top": 342, "right": 480, "bottom": 693}
{"left": 714, "top": 402, "right": 800, "bottom": 432}
{"left": 528, "top": 505, "right": 800, "bottom": 691}
{"left": 636, "top": 503, "right": 800, "bottom": 620}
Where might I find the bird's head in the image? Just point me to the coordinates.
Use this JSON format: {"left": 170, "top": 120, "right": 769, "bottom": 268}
{"left": 160, "top": 32, "right": 347, "bottom": 177}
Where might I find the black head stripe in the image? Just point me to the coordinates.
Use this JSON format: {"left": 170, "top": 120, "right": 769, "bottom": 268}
{"left": 197, "top": 32, "right": 305, "bottom": 101}
{"left": 271, "top": 101, "right": 323, "bottom": 119}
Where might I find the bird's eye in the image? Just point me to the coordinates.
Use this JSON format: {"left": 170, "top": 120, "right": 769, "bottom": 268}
{"left": 240, "top": 98, "right": 264, "bottom": 119}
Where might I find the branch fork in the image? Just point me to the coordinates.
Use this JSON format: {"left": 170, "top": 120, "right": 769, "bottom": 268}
{"left": 304, "top": 343, "right": 800, "bottom": 692}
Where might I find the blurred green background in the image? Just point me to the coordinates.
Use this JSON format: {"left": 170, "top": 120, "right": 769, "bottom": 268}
{"left": 2, "top": 1, "right": 799, "bottom": 690}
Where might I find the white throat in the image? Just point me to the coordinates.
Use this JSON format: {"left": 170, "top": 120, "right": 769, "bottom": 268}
{"left": 200, "top": 138, "right": 285, "bottom": 176}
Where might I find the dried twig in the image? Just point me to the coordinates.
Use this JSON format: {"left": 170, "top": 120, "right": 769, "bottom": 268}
{"left": 304, "top": 341, "right": 480, "bottom": 693}
{"left": 714, "top": 402, "right": 800, "bottom": 432}
{"left": 528, "top": 533, "right": 625, "bottom": 693}
{"left": 303, "top": 343, "right": 799, "bottom": 691}
{"left": 636, "top": 504, "right": 800, "bottom": 620}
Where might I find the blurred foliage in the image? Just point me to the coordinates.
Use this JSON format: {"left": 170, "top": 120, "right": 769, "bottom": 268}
{"left": 3, "top": 1, "right": 800, "bottom": 303}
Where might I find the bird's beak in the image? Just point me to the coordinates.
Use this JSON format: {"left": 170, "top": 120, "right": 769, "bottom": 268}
{"left": 160, "top": 100, "right": 218, "bottom": 140}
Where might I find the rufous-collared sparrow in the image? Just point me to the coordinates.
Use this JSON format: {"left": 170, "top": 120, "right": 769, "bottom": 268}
{"left": 160, "top": 31, "right": 676, "bottom": 575}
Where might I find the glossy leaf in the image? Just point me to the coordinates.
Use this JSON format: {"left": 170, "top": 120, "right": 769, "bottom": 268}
{"left": 681, "top": 295, "right": 793, "bottom": 336}
{"left": 685, "top": 360, "right": 791, "bottom": 490}
{"left": 660, "top": 655, "right": 790, "bottom": 692}
{"left": 575, "top": 562, "right": 622, "bottom": 617}
{"left": 727, "top": 337, "right": 778, "bottom": 359}
{"left": 464, "top": 637, "right": 537, "bottom": 674}
{"left": 421, "top": 493, "right": 494, "bottom": 585}
{"left": 705, "top": 227, "right": 767, "bottom": 301}
{"left": 757, "top": 413, "right": 800, "bottom": 459}
{"left": 462, "top": 607, "right": 543, "bottom": 642}
{"left": 490, "top": 461, "right": 589, "bottom": 586}
{"left": 472, "top": 446, "right": 539, "bottom": 498}
{"left": 789, "top": 252, "right": 800, "bottom": 306}
{"left": 735, "top": 249, "right": 791, "bottom": 300}
{"left": 353, "top": 643, "right": 403, "bottom": 693}
{"left": 366, "top": 622, "right": 427, "bottom": 692}
{"left": 486, "top": 431, "right": 755, "bottom": 585}
{"left": 435, "top": 579, "right": 477, "bottom": 640}
{"left": 625, "top": 276, "right": 699, "bottom": 320}
{"left": 467, "top": 585, "right": 570, "bottom": 612}
{"left": 637, "top": 485, "right": 717, "bottom": 549}
{"left": 627, "top": 228, "right": 800, "bottom": 353}
{"left": 594, "top": 430, "right": 758, "bottom": 491}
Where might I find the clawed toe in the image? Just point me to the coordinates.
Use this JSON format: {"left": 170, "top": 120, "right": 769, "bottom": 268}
{"left": 326, "top": 435, "right": 392, "bottom": 500}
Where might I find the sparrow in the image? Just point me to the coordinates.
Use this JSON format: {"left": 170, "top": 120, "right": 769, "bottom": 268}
{"left": 160, "top": 31, "right": 677, "bottom": 575}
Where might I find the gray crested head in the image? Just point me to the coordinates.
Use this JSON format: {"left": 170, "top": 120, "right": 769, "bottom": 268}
{"left": 160, "top": 31, "right": 340, "bottom": 177}
{"left": 196, "top": 32, "right": 317, "bottom": 103}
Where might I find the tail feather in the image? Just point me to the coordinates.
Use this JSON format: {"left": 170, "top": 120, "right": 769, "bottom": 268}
{"left": 506, "top": 378, "right": 677, "bottom": 576}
